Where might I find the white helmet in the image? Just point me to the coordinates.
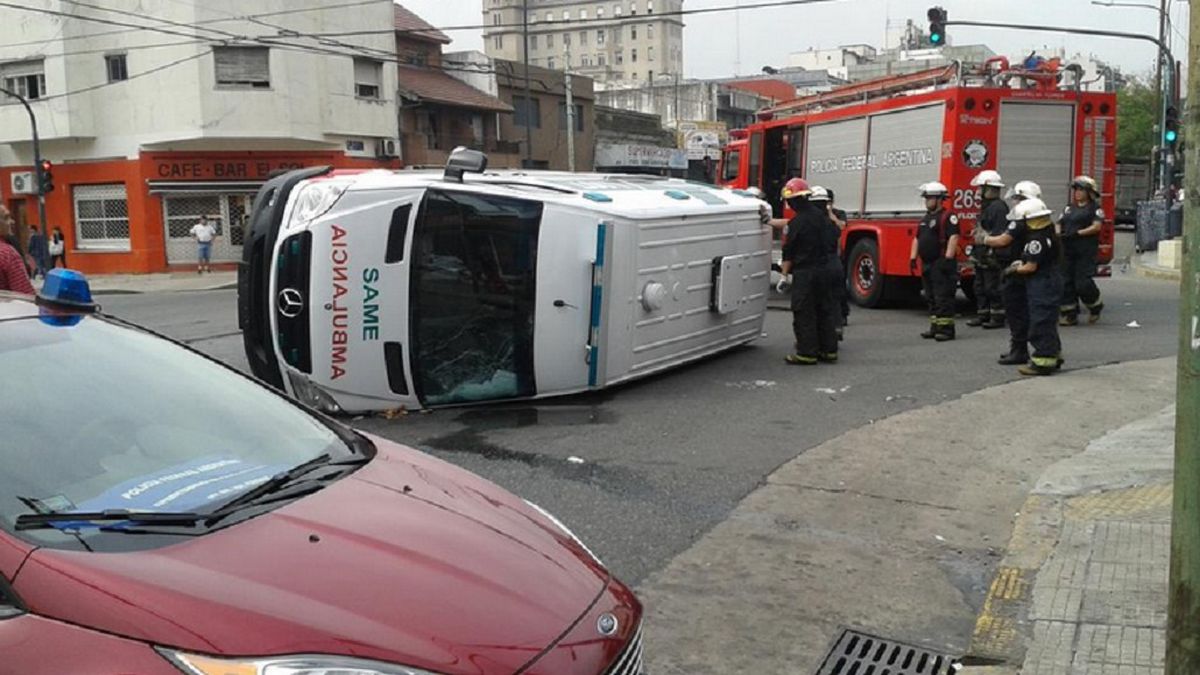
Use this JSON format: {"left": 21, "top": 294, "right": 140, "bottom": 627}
{"left": 970, "top": 170, "right": 1004, "bottom": 188}
{"left": 1071, "top": 175, "right": 1100, "bottom": 196}
{"left": 1007, "top": 197, "right": 1053, "bottom": 221}
{"left": 919, "top": 181, "right": 949, "bottom": 198}
{"left": 809, "top": 185, "right": 830, "bottom": 202}
{"left": 1005, "top": 180, "right": 1042, "bottom": 201}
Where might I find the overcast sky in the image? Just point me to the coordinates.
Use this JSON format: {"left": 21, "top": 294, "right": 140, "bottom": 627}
{"left": 398, "top": 0, "right": 1189, "bottom": 83}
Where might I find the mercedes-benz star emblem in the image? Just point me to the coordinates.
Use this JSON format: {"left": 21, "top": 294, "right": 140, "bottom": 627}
{"left": 278, "top": 288, "right": 305, "bottom": 319}
{"left": 596, "top": 613, "right": 619, "bottom": 637}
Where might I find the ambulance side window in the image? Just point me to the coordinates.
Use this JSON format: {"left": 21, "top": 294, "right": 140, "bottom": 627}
{"left": 722, "top": 149, "right": 741, "bottom": 182}
{"left": 410, "top": 190, "right": 542, "bottom": 406}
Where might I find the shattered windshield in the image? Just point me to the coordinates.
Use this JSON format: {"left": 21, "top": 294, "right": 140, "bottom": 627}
{"left": 409, "top": 189, "right": 541, "bottom": 405}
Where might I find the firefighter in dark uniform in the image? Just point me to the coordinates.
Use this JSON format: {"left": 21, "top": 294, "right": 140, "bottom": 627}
{"left": 1058, "top": 175, "right": 1105, "bottom": 325}
{"left": 967, "top": 170, "right": 1008, "bottom": 329}
{"left": 810, "top": 186, "right": 846, "bottom": 340}
{"left": 1004, "top": 197, "right": 1064, "bottom": 376}
{"left": 771, "top": 178, "right": 838, "bottom": 364}
{"left": 985, "top": 180, "right": 1042, "bottom": 365}
{"left": 909, "top": 182, "right": 960, "bottom": 341}
{"left": 826, "top": 188, "right": 851, "bottom": 329}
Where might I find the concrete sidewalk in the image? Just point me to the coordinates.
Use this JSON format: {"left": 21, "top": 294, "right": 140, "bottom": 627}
{"left": 1131, "top": 250, "right": 1182, "bottom": 283}
{"left": 31, "top": 270, "right": 236, "bottom": 295}
{"left": 637, "top": 357, "right": 1176, "bottom": 673}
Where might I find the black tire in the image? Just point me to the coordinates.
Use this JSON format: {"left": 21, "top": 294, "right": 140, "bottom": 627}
{"left": 847, "top": 238, "right": 886, "bottom": 308}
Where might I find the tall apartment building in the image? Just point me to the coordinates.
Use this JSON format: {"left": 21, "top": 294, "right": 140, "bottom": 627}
{"left": 482, "top": 0, "right": 684, "bottom": 85}
{"left": 0, "top": 0, "right": 398, "bottom": 274}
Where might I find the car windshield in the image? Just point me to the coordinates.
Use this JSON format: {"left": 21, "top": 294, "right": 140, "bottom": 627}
{"left": 0, "top": 313, "right": 345, "bottom": 543}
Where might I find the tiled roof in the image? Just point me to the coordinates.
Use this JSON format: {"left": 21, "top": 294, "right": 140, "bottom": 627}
{"left": 394, "top": 4, "right": 451, "bottom": 44}
{"left": 396, "top": 65, "right": 513, "bottom": 112}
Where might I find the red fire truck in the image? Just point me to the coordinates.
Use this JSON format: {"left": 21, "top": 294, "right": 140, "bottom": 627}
{"left": 718, "top": 59, "right": 1116, "bottom": 307}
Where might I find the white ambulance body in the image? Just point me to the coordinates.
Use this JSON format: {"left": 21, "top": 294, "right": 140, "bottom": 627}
{"left": 239, "top": 152, "right": 772, "bottom": 412}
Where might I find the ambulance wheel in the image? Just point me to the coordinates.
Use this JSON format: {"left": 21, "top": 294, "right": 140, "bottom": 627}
{"left": 848, "top": 238, "right": 885, "bottom": 308}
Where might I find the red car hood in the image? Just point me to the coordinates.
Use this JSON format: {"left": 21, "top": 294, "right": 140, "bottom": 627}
{"left": 14, "top": 438, "right": 623, "bottom": 674}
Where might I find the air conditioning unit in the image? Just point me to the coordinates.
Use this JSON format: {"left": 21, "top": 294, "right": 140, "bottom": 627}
{"left": 10, "top": 171, "right": 36, "bottom": 195}
{"left": 376, "top": 138, "right": 400, "bottom": 159}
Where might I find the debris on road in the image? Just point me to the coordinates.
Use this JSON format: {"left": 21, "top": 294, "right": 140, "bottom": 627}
{"left": 1126, "top": 320, "right": 1142, "bottom": 328}
{"left": 567, "top": 456, "right": 586, "bottom": 464}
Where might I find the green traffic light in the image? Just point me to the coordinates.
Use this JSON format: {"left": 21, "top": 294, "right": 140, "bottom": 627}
{"left": 931, "top": 33, "right": 942, "bottom": 43}
{"left": 1166, "top": 130, "right": 1178, "bottom": 143}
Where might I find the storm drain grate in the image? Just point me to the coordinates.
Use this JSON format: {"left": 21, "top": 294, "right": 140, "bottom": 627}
{"left": 813, "top": 628, "right": 961, "bottom": 675}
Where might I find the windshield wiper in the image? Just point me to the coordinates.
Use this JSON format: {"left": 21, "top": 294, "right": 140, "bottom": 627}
{"left": 209, "top": 452, "right": 369, "bottom": 518}
{"left": 15, "top": 509, "right": 205, "bottom": 531}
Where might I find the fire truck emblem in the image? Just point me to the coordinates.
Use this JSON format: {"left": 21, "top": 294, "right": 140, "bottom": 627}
{"left": 963, "top": 140, "right": 989, "bottom": 168}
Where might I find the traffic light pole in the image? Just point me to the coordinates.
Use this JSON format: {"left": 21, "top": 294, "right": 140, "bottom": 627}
{"left": 1167, "top": 8, "right": 1200, "bottom": 672}
{"left": 942, "top": 19, "right": 1177, "bottom": 197}
{"left": 0, "top": 87, "right": 47, "bottom": 237}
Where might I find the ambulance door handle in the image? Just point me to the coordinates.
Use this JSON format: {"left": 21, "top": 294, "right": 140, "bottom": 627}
{"left": 553, "top": 299, "right": 579, "bottom": 309}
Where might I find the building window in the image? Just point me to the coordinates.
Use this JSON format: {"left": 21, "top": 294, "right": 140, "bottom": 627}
{"left": 513, "top": 96, "right": 541, "bottom": 128}
{"left": 631, "top": 48, "right": 638, "bottom": 63}
{"left": 105, "top": 54, "right": 128, "bottom": 82}
{"left": 563, "top": 32, "right": 571, "bottom": 46}
{"left": 547, "top": 56, "right": 556, "bottom": 69}
{"left": 494, "top": 35, "right": 503, "bottom": 49}
{"left": 631, "top": 25, "right": 637, "bottom": 40}
{"left": 615, "top": 50, "right": 624, "bottom": 65}
{"left": 529, "top": 11, "right": 537, "bottom": 23}
{"left": 614, "top": 4, "right": 622, "bottom": 16}
{"left": 648, "top": 69, "right": 653, "bottom": 81}
{"left": 546, "top": 33, "right": 554, "bottom": 48}
{"left": 353, "top": 58, "right": 382, "bottom": 99}
{"left": 213, "top": 46, "right": 269, "bottom": 88}
{"left": 74, "top": 184, "right": 130, "bottom": 251}
{"left": 562, "top": 10, "right": 569, "bottom": 20}
{"left": 647, "top": 23, "right": 654, "bottom": 39}
{"left": 597, "top": 6, "right": 604, "bottom": 18}
{"left": 647, "top": 0, "right": 653, "bottom": 13}
{"left": 597, "top": 53, "right": 606, "bottom": 66}
{"left": 648, "top": 46, "right": 654, "bottom": 61}
{"left": 581, "top": 54, "right": 591, "bottom": 66}
{"left": 529, "top": 34, "right": 538, "bottom": 50}
{"left": 580, "top": 30, "right": 588, "bottom": 45}
{"left": 597, "top": 29, "right": 605, "bottom": 44}
{"left": 492, "top": 12, "right": 501, "bottom": 24}
{"left": 559, "top": 103, "right": 585, "bottom": 132}
{"left": 1, "top": 60, "right": 46, "bottom": 102}
{"left": 580, "top": 9, "right": 588, "bottom": 19}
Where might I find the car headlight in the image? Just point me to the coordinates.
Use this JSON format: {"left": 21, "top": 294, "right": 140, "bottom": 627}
{"left": 291, "top": 181, "right": 349, "bottom": 226}
{"left": 160, "top": 650, "right": 443, "bottom": 675}
{"left": 287, "top": 370, "right": 343, "bottom": 415}
{"left": 523, "top": 499, "right": 603, "bottom": 566}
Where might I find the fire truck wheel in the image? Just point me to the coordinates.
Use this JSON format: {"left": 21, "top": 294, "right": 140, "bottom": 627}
{"left": 848, "top": 238, "right": 886, "bottom": 308}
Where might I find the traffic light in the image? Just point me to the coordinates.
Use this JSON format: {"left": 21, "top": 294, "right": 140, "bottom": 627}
{"left": 37, "top": 159, "right": 54, "bottom": 195}
{"left": 928, "top": 7, "right": 948, "bottom": 46}
{"left": 1164, "top": 105, "right": 1180, "bottom": 147}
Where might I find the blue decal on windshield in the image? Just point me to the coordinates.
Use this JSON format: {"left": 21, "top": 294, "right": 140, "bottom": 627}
{"left": 74, "top": 456, "right": 291, "bottom": 514}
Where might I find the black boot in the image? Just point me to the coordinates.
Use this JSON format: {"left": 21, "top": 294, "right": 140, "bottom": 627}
{"left": 934, "top": 323, "right": 956, "bottom": 342}
{"left": 921, "top": 322, "right": 937, "bottom": 339}
{"left": 1087, "top": 302, "right": 1104, "bottom": 324}
{"left": 983, "top": 313, "right": 1006, "bottom": 329}
{"left": 998, "top": 348, "right": 1029, "bottom": 365}
{"left": 966, "top": 314, "right": 986, "bottom": 327}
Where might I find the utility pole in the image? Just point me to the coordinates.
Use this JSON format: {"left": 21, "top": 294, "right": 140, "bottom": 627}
{"left": 521, "top": 0, "right": 533, "bottom": 168}
{"left": 1167, "top": 8, "right": 1200, "bottom": 670}
{"left": 1156, "top": 0, "right": 1169, "bottom": 194}
{"left": 565, "top": 46, "right": 576, "bottom": 172}
{"left": 0, "top": 87, "right": 46, "bottom": 237}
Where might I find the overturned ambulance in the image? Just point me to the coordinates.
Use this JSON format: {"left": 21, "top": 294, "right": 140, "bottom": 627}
{"left": 239, "top": 149, "right": 772, "bottom": 413}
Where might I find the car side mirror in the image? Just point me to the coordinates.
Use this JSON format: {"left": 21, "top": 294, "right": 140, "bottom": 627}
{"left": 445, "top": 147, "right": 488, "bottom": 184}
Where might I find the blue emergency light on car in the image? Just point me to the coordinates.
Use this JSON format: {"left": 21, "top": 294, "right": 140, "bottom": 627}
{"left": 37, "top": 269, "right": 98, "bottom": 312}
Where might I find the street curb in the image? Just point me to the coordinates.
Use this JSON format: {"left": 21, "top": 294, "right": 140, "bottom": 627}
{"left": 92, "top": 281, "right": 237, "bottom": 295}
{"left": 1131, "top": 256, "right": 1181, "bottom": 283}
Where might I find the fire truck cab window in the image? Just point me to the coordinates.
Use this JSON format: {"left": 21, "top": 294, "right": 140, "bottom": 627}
{"left": 722, "top": 149, "right": 741, "bottom": 182}
{"left": 761, "top": 127, "right": 788, "bottom": 216}
{"left": 409, "top": 190, "right": 542, "bottom": 406}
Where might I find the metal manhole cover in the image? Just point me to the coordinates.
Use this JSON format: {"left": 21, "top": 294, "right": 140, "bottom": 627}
{"left": 813, "top": 628, "right": 960, "bottom": 675}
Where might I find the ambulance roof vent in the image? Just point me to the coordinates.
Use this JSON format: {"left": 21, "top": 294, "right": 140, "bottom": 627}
{"left": 445, "top": 147, "right": 488, "bottom": 184}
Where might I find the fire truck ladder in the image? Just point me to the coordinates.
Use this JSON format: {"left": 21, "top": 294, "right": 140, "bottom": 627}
{"left": 762, "top": 64, "right": 960, "bottom": 117}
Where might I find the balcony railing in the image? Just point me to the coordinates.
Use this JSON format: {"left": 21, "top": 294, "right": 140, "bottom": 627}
{"left": 405, "top": 132, "right": 521, "bottom": 155}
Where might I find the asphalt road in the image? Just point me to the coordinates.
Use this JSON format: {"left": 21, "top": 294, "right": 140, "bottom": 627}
{"left": 101, "top": 247, "right": 1179, "bottom": 587}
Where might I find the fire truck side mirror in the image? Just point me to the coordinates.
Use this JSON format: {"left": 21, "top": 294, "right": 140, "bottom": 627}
{"left": 445, "top": 147, "right": 488, "bottom": 184}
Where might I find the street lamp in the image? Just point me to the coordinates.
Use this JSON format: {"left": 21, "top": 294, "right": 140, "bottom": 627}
{"left": 0, "top": 87, "right": 48, "bottom": 239}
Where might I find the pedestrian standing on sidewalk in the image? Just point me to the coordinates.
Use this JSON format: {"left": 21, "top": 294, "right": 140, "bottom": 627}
{"left": 768, "top": 178, "right": 838, "bottom": 365}
{"left": 27, "top": 224, "right": 48, "bottom": 280}
{"left": 966, "top": 170, "right": 1008, "bottom": 330}
{"left": 190, "top": 215, "right": 218, "bottom": 274}
{"left": 48, "top": 227, "right": 66, "bottom": 269}
{"left": 986, "top": 180, "right": 1042, "bottom": 365}
{"left": 1004, "top": 197, "right": 1064, "bottom": 376}
{"left": 826, "top": 188, "right": 851, "bottom": 329}
{"left": 0, "top": 211, "right": 35, "bottom": 294}
{"left": 910, "top": 182, "right": 959, "bottom": 342}
{"left": 1058, "top": 175, "right": 1105, "bottom": 325}
{"left": 810, "top": 186, "right": 846, "bottom": 341}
